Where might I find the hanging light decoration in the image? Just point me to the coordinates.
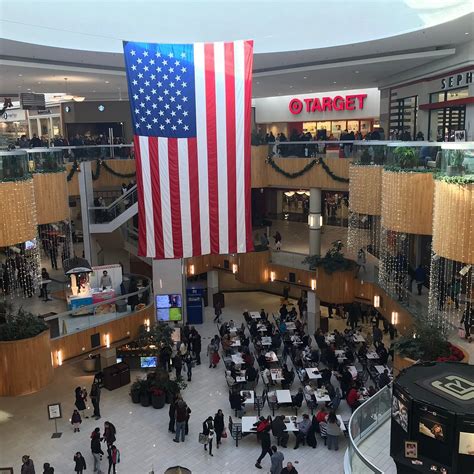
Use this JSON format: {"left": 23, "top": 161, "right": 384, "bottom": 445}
{"left": 284, "top": 191, "right": 295, "bottom": 197}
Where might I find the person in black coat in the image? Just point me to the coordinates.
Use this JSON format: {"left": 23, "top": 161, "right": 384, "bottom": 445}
{"left": 73, "top": 452, "right": 86, "bottom": 474}
{"left": 90, "top": 381, "right": 101, "bottom": 420}
{"left": 127, "top": 277, "right": 139, "bottom": 310}
{"left": 75, "top": 386, "right": 87, "bottom": 418}
{"left": 190, "top": 329, "right": 202, "bottom": 365}
{"left": 91, "top": 427, "right": 104, "bottom": 473}
{"left": 213, "top": 409, "right": 225, "bottom": 448}
{"left": 169, "top": 395, "right": 177, "bottom": 433}
{"left": 203, "top": 416, "right": 214, "bottom": 455}
{"left": 173, "top": 353, "right": 183, "bottom": 380}
{"left": 255, "top": 424, "right": 272, "bottom": 469}
{"left": 271, "top": 415, "right": 289, "bottom": 448}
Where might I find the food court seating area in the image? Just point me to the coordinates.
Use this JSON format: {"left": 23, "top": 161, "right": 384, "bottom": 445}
{"left": 215, "top": 302, "right": 394, "bottom": 450}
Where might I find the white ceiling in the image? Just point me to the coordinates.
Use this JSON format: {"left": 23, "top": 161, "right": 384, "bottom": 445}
{"left": 0, "top": 10, "right": 472, "bottom": 100}
{"left": 1, "top": 0, "right": 472, "bottom": 53}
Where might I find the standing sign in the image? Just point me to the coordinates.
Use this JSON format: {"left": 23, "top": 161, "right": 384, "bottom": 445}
{"left": 186, "top": 288, "right": 204, "bottom": 324}
{"left": 47, "top": 402, "right": 62, "bottom": 438}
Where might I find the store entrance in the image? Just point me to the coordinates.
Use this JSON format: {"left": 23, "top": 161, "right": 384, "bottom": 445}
{"left": 429, "top": 105, "right": 466, "bottom": 141}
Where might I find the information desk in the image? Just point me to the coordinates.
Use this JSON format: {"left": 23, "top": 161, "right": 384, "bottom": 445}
{"left": 67, "top": 288, "right": 116, "bottom": 314}
{"left": 116, "top": 342, "right": 159, "bottom": 370}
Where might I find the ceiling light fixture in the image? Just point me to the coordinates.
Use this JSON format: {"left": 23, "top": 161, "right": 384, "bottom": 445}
{"left": 303, "top": 76, "right": 307, "bottom": 79}
{"left": 333, "top": 81, "right": 337, "bottom": 84}
{"left": 73, "top": 96, "right": 85, "bottom": 102}
{"left": 18, "top": 74, "right": 22, "bottom": 77}
{"left": 465, "top": 32, "right": 470, "bottom": 35}
{"left": 105, "top": 81, "right": 110, "bottom": 84}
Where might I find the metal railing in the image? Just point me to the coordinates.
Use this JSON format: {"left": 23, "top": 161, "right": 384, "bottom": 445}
{"left": 43, "top": 273, "right": 151, "bottom": 339}
{"left": 89, "top": 185, "right": 138, "bottom": 224}
{"left": 346, "top": 384, "right": 392, "bottom": 473}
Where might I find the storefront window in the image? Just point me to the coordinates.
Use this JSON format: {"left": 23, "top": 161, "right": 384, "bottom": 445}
{"left": 429, "top": 106, "right": 466, "bottom": 141}
{"left": 389, "top": 96, "right": 417, "bottom": 139}
{"left": 303, "top": 122, "right": 317, "bottom": 135}
{"left": 39, "top": 118, "right": 50, "bottom": 139}
{"left": 331, "top": 120, "right": 346, "bottom": 138}
{"left": 52, "top": 116, "right": 61, "bottom": 137}
{"left": 360, "top": 120, "right": 372, "bottom": 136}
{"left": 347, "top": 120, "right": 359, "bottom": 132}
{"left": 431, "top": 88, "right": 469, "bottom": 103}
{"left": 29, "top": 119, "right": 38, "bottom": 137}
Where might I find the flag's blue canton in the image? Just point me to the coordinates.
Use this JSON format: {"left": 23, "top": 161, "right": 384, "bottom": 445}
{"left": 124, "top": 42, "right": 197, "bottom": 138}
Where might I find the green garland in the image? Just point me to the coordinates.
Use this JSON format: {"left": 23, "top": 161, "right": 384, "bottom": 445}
{"left": 434, "top": 173, "right": 474, "bottom": 184}
{"left": 33, "top": 167, "right": 66, "bottom": 174}
{"left": 267, "top": 156, "right": 349, "bottom": 183}
{"left": 383, "top": 166, "right": 434, "bottom": 173}
{"left": 101, "top": 160, "right": 136, "bottom": 179}
{"left": 66, "top": 160, "right": 136, "bottom": 182}
{"left": 0, "top": 174, "right": 32, "bottom": 183}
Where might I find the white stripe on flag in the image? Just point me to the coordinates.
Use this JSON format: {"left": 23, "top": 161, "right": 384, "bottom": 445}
{"left": 178, "top": 139, "right": 193, "bottom": 257}
{"left": 194, "top": 42, "right": 210, "bottom": 255}
{"left": 214, "top": 41, "right": 228, "bottom": 254}
{"left": 139, "top": 136, "right": 155, "bottom": 258}
{"left": 234, "top": 40, "right": 246, "bottom": 253}
{"left": 158, "top": 138, "right": 174, "bottom": 258}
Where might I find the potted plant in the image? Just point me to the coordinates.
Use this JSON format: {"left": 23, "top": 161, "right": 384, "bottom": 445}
{"left": 0, "top": 306, "right": 48, "bottom": 341}
{"left": 447, "top": 150, "right": 465, "bottom": 176}
{"left": 393, "top": 147, "right": 418, "bottom": 169}
{"left": 150, "top": 386, "right": 166, "bottom": 409}
{"left": 163, "top": 379, "right": 187, "bottom": 404}
{"left": 129, "top": 380, "right": 142, "bottom": 404}
{"left": 302, "top": 240, "right": 357, "bottom": 274}
{"left": 137, "top": 379, "right": 151, "bottom": 407}
{"left": 360, "top": 148, "right": 371, "bottom": 164}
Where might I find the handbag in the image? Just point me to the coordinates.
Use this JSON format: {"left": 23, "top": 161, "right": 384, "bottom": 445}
{"left": 458, "top": 327, "right": 466, "bottom": 339}
{"left": 198, "top": 433, "right": 208, "bottom": 444}
{"left": 221, "top": 429, "right": 228, "bottom": 439}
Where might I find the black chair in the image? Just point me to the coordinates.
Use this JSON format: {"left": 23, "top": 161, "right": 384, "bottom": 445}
{"left": 254, "top": 389, "right": 267, "bottom": 417}
{"left": 229, "top": 416, "right": 243, "bottom": 447}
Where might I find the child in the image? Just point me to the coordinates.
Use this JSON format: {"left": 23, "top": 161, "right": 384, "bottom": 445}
{"left": 107, "top": 444, "right": 120, "bottom": 474}
{"left": 73, "top": 452, "right": 86, "bottom": 474}
{"left": 71, "top": 409, "right": 82, "bottom": 433}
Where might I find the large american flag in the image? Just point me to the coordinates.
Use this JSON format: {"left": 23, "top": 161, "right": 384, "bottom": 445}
{"left": 123, "top": 40, "right": 254, "bottom": 259}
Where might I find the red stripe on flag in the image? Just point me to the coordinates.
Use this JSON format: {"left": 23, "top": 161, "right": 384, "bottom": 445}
{"left": 225, "top": 42, "right": 237, "bottom": 254}
{"left": 204, "top": 43, "right": 219, "bottom": 254}
{"left": 133, "top": 135, "right": 147, "bottom": 256}
{"left": 168, "top": 138, "right": 183, "bottom": 258}
{"left": 244, "top": 40, "right": 254, "bottom": 252}
{"left": 148, "top": 137, "right": 164, "bottom": 259}
{"left": 187, "top": 138, "right": 201, "bottom": 256}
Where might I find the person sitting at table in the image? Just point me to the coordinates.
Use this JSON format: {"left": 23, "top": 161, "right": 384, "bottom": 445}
{"left": 241, "top": 335, "right": 250, "bottom": 348}
{"left": 346, "top": 383, "right": 361, "bottom": 412}
{"left": 242, "top": 351, "right": 254, "bottom": 368}
{"left": 271, "top": 331, "right": 282, "bottom": 350}
{"left": 367, "top": 385, "right": 377, "bottom": 397}
{"left": 328, "top": 387, "right": 342, "bottom": 411}
{"left": 271, "top": 415, "right": 289, "bottom": 448}
{"left": 314, "top": 329, "right": 327, "bottom": 350}
{"left": 279, "top": 319, "right": 287, "bottom": 334}
{"left": 281, "top": 365, "right": 294, "bottom": 389}
{"left": 291, "top": 387, "right": 304, "bottom": 408}
{"left": 376, "top": 342, "right": 389, "bottom": 365}
{"left": 229, "top": 362, "right": 239, "bottom": 380}
{"left": 246, "top": 365, "right": 258, "bottom": 382}
{"left": 357, "top": 342, "right": 368, "bottom": 360}
{"left": 257, "top": 353, "right": 269, "bottom": 370}
{"left": 250, "top": 322, "right": 259, "bottom": 338}
{"left": 229, "top": 389, "right": 245, "bottom": 418}
{"left": 288, "top": 306, "right": 297, "bottom": 320}
{"left": 221, "top": 334, "right": 233, "bottom": 353}
{"left": 262, "top": 367, "right": 272, "bottom": 387}
{"left": 326, "top": 411, "right": 342, "bottom": 451}
{"left": 333, "top": 330, "right": 344, "bottom": 349}
{"left": 295, "top": 319, "right": 304, "bottom": 333}
{"left": 378, "top": 369, "right": 391, "bottom": 388}
{"left": 325, "top": 346, "right": 337, "bottom": 369}
{"left": 294, "top": 414, "right": 311, "bottom": 449}
{"left": 226, "top": 371, "right": 236, "bottom": 388}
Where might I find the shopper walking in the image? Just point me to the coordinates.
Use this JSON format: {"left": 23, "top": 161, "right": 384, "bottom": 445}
{"left": 73, "top": 452, "right": 86, "bottom": 474}
{"left": 173, "top": 395, "right": 190, "bottom": 443}
{"left": 190, "top": 327, "right": 201, "bottom": 365}
{"left": 71, "top": 409, "right": 82, "bottom": 432}
{"left": 173, "top": 353, "right": 183, "bottom": 380}
{"left": 213, "top": 301, "right": 222, "bottom": 323}
{"left": 203, "top": 416, "right": 214, "bottom": 456}
{"left": 102, "top": 421, "right": 116, "bottom": 447}
{"left": 107, "top": 445, "right": 120, "bottom": 474}
{"left": 75, "top": 386, "right": 88, "bottom": 419}
{"left": 91, "top": 427, "right": 104, "bottom": 473}
{"left": 21, "top": 455, "right": 35, "bottom": 474}
{"left": 39, "top": 268, "right": 51, "bottom": 301}
{"left": 255, "top": 424, "right": 272, "bottom": 469}
{"left": 42, "top": 463, "right": 54, "bottom": 474}
{"left": 270, "top": 446, "right": 284, "bottom": 474}
{"left": 414, "top": 264, "right": 426, "bottom": 296}
{"left": 168, "top": 394, "right": 177, "bottom": 433}
{"left": 90, "top": 381, "right": 101, "bottom": 420}
{"left": 184, "top": 351, "right": 193, "bottom": 381}
{"left": 213, "top": 409, "right": 225, "bottom": 448}
{"left": 326, "top": 411, "right": 342, "bottom": 450}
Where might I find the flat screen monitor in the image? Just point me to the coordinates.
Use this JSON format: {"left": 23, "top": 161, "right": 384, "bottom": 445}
{"left": 25, "top": 239, "right": 37, "bottom": 250}
{"left": 116, "top": 357, "right": 123, "bottom": 364}
{"left": 91, "top": 332, "right": 100, "bottom": 348}
{"left": 419, "top": 413, "right": 447, "bottom": 442}
{"left": 140, "top": 356, "right": 157, "bottom": 368}
{"left": 156, "top": 294, "right": 182, "bottom": 321}
{"left": 392, "top": 391, "right": 409, "bottom": 433}
{"left": 157, "top": 307, "right": 182, "bottom": 322}
{"left": 459, "top": 432, "right": 474, "bottom": 455}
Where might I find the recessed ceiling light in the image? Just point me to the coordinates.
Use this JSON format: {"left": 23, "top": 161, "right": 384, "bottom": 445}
{"left": 37, "top": 82, "right": 41, "bottom": 84}
{"left": 333, "top": 81, "right": 337, "bottom": 84}
{"left": 18, "top": 74, "right": 22, "bottom": 77}
{"left": 289, "top": 85, "right": 293, "bottom": 88}
{"left": 256, "top": 81, "right": 260, "bottom": 85}
{"left": 303, "top": 76, "right": 307, "bottom": 79}
{"left": 92, "top": 90, "right": 96, "bottom": 93}
{"left": 105, "top": 81, "right": 110, "bottom": 84}
{"left": 355, "top": 70, "right": 360, "bottom": 74}
{"left": 465, "top": 32, "right": 470, "bottom": 35}
{"left": 27, "top": 88, "right": 31, "bottom": 91}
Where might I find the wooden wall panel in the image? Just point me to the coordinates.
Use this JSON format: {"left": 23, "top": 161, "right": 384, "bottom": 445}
{"left": 93, "top": 160, "right": 136, "bottom": 190}
{"left": 0, "top": 330, "right": 54, "bottom": 396}
{"left": 0, "top": 179, "right": 37, "bottom": 247}
{"left": 65, "top": 163, "right": 80, "bottom": 196}
{"left": 250, "top": 146, "right": 350, "bottom": 190}
{"left": 432, "top": 181, "right": 474, "bottom": 264}
{"left": 349, "top": 165, "right": 382, "bottom": 215}
{"left": 33, "top": 172, "right": 70, "bottom": 224}
{"left": 237, "top": 251, "right": 270, "bottom": 284}
{"left": 381, "top": 171, "right": 434, "bottom": 235}
{"left": 50, "top": 305, "right": 155, "bottom": 366}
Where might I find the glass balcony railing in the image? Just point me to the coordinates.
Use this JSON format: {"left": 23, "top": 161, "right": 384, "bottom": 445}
{"left": 385, "top": 142, "right": 441, "bottom": 170}
{"left": 347, "top": 384, "right": 392, "bottom": 474}
{"left": 26, "top": 148, "right": 65, "bottom": 172}
{"left": 0, "top": 149, "right": 30, "bottom": 179}
{"left": 440, "top": 142, "right": 474, "bottom": 177}
{"left": 43, "top": 273, "right": 151, "bottom": 339}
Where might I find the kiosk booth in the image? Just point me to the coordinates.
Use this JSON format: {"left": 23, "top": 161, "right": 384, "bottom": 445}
{"left": 390, "top": 362, "right": 474, "bottom": 474}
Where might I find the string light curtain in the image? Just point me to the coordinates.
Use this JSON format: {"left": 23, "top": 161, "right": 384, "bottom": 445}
{"left": 38, "top": 221, "right": 73, "bottom": 270}
{"left": 428, "top": 179, "right": 474, "bottom": 331}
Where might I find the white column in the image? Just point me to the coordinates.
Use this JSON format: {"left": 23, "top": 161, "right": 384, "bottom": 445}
{"left": 207, "top": 270, "right": 219, "bottom": 306}
{"left": 308, "top": 187, "right": 322, "bottom": 256}
{"left": 307, "top": 290, "right": 321, "bottom": 336}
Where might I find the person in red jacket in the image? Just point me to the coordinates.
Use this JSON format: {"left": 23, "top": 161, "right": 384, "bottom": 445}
{"left": 346, "top": 383, "right": 361, "bottom": 412}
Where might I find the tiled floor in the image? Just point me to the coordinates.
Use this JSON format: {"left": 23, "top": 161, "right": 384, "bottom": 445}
{"left": 0, "top": 291, "right": 350, "bottom": 474}
{"left": 357, "top": 419, "right": 396, "bottom": 474}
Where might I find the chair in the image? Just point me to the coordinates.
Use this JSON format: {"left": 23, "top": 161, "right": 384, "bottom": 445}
{"left": 254, "top": 389, "right": 267, "bottom": 417}
{"left": 229, "top": 416, "right": 243, "bottom": 447}
{"left": 304, "top": 394, "right": 317, "bottom": 416}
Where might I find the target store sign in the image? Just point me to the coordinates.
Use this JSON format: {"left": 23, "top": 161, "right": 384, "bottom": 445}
{"left": 289, "top": 94, "right": 367, "bottom": 115}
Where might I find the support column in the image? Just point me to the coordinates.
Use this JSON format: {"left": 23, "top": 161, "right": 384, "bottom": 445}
{"left": 307, "top": 290, "right": 321, "bottom": 336}
{"left": 78, "top": 161, "right": 99, "bottom": 265}
{"left": 308, "top": 187, "right": 322, "bottom": 257}
{"left": 276, "top": 190, "right": 283, "bottom": 215}
{"left": 207, "top": 270, "right": 219, "bottom": 306}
